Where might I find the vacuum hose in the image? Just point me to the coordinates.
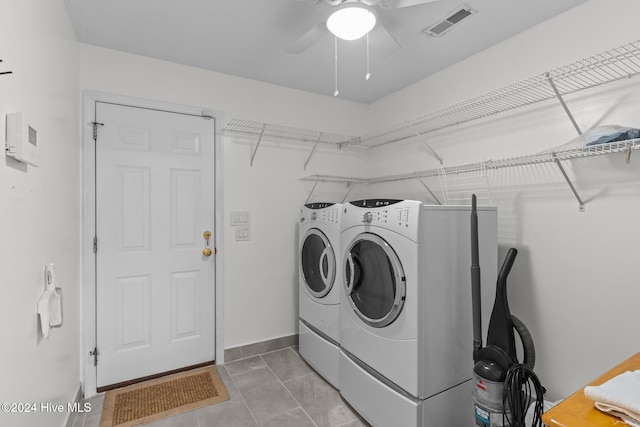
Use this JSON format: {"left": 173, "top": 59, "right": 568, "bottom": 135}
{"left": 511, "top": 315, "right": 536, "bottom": 369}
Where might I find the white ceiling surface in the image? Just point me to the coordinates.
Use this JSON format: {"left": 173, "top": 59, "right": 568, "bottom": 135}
{"left": 64, "top": 0, "right": 589, "bottom": 104}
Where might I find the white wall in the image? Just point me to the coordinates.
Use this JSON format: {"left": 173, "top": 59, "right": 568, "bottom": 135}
{"left": 78, "top": 45, "right": 371, "bottom": 352}
{"left": 366, "top": 0, "right": 640, "bottom": 401}
{"left": 3, "top": 0, "right": 635, "bottom": 416}
{"left": 0, "top": 1, "right": 80, "bottom": 426}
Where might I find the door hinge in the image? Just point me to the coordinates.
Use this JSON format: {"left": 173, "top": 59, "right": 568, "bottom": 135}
{"left": 92, "top": 121, "right": 104, "bottom": 141}
{"left": 89, "top": 347, "right": 99, "bottom": 367}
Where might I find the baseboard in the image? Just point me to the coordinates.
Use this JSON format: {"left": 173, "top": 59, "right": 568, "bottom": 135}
{"left": 64, "top": 382, "right": 83, "bottom": 427}
{"left": 223, "top": 334, "right": 298, "bottom": 363}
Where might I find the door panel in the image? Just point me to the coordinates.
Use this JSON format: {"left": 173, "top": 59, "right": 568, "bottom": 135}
{"left": 344, "top": 233, "right": 405, "bottom": 328}
{"left": 95, "top": 102, "right": 215, "bottom": 388}
{"left": 301, "top": 229, "right": 335, "bottom": 297}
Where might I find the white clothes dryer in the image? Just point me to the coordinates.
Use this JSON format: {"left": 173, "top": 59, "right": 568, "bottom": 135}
{"left": 298, "top": 202, "right": 342, "bottom": 388}
{"left": 338, "top": 199, "right": 498, "bottom": 427}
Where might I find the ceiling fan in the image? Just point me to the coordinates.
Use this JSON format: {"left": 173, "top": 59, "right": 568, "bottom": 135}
{"left": 288, "top": 0, "right": 442, "bottom": 56}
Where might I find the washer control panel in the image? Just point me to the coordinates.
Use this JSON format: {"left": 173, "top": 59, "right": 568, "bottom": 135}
{"left": 358, "top": 206, "right": 412, "bottom": 227}
{"left": 300, "top": 203, "right": 341, "bottom": 226}
{"left": 342, "top": 199, "right": 422, "bottom": 238}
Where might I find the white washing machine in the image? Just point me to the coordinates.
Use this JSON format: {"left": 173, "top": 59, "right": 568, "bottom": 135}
{"left": 298, "top": 202, "right": 342, "bottom": 388}
{"left": 338, "top": 199, "right": 498, "bottom": 427}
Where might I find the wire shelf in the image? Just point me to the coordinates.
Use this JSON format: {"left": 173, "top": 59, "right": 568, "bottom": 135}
{"left": 300, "top": 139, "right": 640, "bottom": 207}
{"left": 356, "top": 40, "right": 640, "bottom": 147}
{"left": 486, "top": 139, "right": 640, "bottom": 169}
{"left": 439, "top": 162, "right": 492, "bottom": 205}
{"left": 222, "top": 119, "right": 357, "bottom": 146}
{"left": 299, "top": 174, "right": 369, "bottom": 184}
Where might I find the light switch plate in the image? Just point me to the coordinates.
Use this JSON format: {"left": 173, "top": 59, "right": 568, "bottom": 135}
{"left": 235, "top": 226, "right": 250, "bottom": 241}
{"left": 231, "top": 211, "right": 250, "bottom": 226}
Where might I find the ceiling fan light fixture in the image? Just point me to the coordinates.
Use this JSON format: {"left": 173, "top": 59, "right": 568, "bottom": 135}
{"left": 326, "top": 5, "right": 377, "bottom": 41}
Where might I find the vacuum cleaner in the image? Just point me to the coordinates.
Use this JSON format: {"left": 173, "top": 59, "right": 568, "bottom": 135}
{"left": 470, "top": 194, "right": 545, "bottom": 427}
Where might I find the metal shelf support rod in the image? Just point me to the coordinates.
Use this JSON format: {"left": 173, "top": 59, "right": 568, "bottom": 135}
{"left": 418, "top": 178, "right": 442, "bottom": 205}
{"left": 342, "top": 185, "right": 354, "bottom": 203}
{"left": 303, "top": 133, "right": 323, "bottom": 170}
{"left": 250, "top": 123, "right": 266, "bottom": 166}
{"left": 304, "top": 180, "right": 320, "bottom": 204}
{"left": 546, "top": 72, "right": 582, "bottom": 136}
{"left": 552, "top": 152, "right": 585, "bottom": 212}
{"left": 410, "top": 126, "right": 443, "bottom": 164}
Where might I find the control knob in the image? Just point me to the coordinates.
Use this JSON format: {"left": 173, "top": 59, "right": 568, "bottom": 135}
{"left": 363, "top": 212, "right": 373, "bottom": 223}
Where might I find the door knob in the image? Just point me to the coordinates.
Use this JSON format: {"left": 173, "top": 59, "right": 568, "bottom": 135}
{"left": 202, "top": 231, "right": 213, "bottom": 257}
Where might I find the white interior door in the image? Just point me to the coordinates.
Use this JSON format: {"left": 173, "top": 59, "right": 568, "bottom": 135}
{"left": 95, "top": 102, "right": 216, "bottom": 388}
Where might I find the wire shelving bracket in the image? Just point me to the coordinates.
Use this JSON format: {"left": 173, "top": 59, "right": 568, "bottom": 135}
{"left": 250, "top": 123, "right": 266, "bottom": 166}
{"left": 552, "top": 151, "right": 585, "bottom": 211}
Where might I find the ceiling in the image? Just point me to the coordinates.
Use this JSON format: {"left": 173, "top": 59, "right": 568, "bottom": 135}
{"left": 64, "top": 0, "right": 589, "bottom": 104}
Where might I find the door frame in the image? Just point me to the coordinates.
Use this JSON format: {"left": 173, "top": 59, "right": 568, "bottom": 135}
{"left": 81, "top": 90, "right": 226, "bottom": 397}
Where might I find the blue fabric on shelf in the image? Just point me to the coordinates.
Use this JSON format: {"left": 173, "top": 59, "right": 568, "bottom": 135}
{"left": 585, "top": 126, "right": 640, "bottom": 146}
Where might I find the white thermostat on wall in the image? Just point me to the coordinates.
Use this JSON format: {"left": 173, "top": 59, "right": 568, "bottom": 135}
{"left": 5, "top": 112, "right": 39, "bottom": 166}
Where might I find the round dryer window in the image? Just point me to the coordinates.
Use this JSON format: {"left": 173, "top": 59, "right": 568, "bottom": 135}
{"left": 344, "top": 233, "right": 406, "bottom": 328}
{"left": 301, "top": 229, "right": 336, "bottom": 298}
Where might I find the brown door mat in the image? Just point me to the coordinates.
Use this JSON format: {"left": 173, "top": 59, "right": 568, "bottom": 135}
{"left": 100, "top": 366, "right": 229, "bottom": 427}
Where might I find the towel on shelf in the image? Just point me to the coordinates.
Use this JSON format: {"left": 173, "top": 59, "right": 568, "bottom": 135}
{"left": 584, "top": 370, "right": 640, "bottom": 427}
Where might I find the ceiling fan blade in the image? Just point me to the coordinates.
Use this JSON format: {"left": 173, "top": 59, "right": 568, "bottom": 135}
{"left": 286, "top": 23, "right": 327, "bottom": 54}
{"left": 383, "top": 0, "right": 441, "bottom": 7}
{"left": 368, "top": 24, "right": 400, "bottom": 57}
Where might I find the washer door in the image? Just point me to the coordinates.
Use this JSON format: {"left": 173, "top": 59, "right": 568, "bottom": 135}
{"left": 344, "top": 233, "right": 406, "bottom": 328}
{"left": 301, "top": 228, "right": 336, "bottom": 298}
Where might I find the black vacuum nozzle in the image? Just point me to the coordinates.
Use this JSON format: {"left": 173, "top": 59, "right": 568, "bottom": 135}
{"left": 470, "top": 195, "right": 482, "bottom": 362}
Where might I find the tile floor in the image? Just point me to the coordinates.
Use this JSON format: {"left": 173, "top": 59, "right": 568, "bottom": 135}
{"left": 69, "top": 347, "right": 370, "bottom": 427}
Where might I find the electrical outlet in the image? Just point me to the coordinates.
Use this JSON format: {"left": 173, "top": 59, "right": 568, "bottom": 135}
{"left": 235, "top": 226, "right": 250, "bottom": 241}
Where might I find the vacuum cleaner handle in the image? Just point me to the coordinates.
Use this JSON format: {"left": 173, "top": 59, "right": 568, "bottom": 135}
{"left": 485, "top": 248, "right": 518, "bottom": 361}
{"left": 498, "top": 248, "right": 518, "bottom": 283}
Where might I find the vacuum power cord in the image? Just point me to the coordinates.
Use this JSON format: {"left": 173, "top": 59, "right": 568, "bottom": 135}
{"left": 503, "top": 363, "right": 546, "bottom": 427}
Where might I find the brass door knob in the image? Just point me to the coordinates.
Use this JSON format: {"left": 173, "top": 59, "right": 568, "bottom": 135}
{"left": 203, "top": 247, "right": 213, "bottom": 257}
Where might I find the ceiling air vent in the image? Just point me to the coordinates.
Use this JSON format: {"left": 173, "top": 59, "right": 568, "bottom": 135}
{"left": 422, "top": 4, "right": 477, "bottom": 37}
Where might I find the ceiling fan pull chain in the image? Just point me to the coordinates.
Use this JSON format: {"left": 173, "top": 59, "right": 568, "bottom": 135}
{"left": 366, "top": 33, "right": 371, "bottom": 80}
{"left": 334, "top": 36, "right": 340, "bottom": 96}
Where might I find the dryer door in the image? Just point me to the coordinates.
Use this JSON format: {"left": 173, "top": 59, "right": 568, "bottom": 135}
{"left": 301, "top": 228, "right": 336, "bottom": 298}
{"left": 344, "top": 233, "right": 406, "bottom": 328}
